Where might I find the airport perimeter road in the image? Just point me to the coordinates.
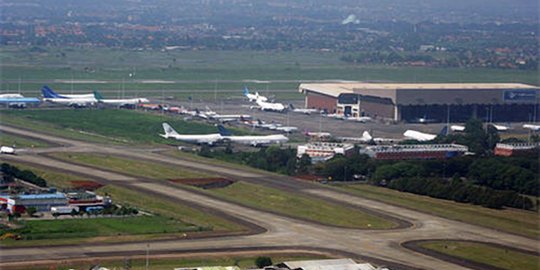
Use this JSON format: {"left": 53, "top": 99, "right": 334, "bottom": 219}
{"left": 1, "top": 125, "right": 538, "bottom": 270}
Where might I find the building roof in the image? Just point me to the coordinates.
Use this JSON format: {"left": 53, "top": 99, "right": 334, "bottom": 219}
{"left": 299, "top": 83, "right": 539, "bottom": 105}
{"left": 14, "top": 193, "right": 66, "bottom": 200}
{"left": 280, "top": 259, "right": 375, "bottom": 270}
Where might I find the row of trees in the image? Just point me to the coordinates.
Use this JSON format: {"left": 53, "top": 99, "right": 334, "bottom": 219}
{"left": 388, "top": 177, "right": 533, "bottom": 210}
{"left": 199, "top": 145, "right": 311, "bottom": 176}
{"left": 1, "top": 163, "right": 47, "bottom": 188}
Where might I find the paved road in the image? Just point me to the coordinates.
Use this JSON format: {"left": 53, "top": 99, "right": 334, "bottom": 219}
{"left": 0, "top": 125, "right": 538, "bottom": 270}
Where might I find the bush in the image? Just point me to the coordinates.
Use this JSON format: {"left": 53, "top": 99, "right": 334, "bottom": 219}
{"left": 255, "top": 256, "right": 273, "bottom": 268}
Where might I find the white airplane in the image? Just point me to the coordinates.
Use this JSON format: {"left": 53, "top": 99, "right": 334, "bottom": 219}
{"left": 322, "top": 113, "right": 345, "bottom": 120}
{"left": 254, "top": 99, "right": 286, "bottom": 112}
{"left": 275, "top": 126, "right": 298, "bottom": 133}
{"left": 450, "top": 125, "right": 466, "bottom": 132}
{"left": 93, "top": 91, "right": 149, "bottom": 107}
{"left": 289, "top": 104, "right": 319, "bottom": 115}
{"left": 243, "top": 86, "right": 268, "bottom": 102}
{"left": 41, "top": 86, "right": 96, "bottom": 107}
{"left": 218, "top": 125, "right": 288, "bottom": 147}
{"left": 42, "top": 85, "right": 95, "bottom": 99}
{"left": 0, "top": 146, "right": 15, "bottom": 154}
{"left": 0, "top": 93, "right": 24, "bottom": 98}
{"left": 339, "top": 131, "right": 399, "bottom": 144}
{"left": 201, "top": 106, "right": 252, "bottom": 123}
{"left": 345, "top": 116, "right": 374, "bottom": 123}
{"left": 490, "top": 124, "right": 511, "bottom": 131}
{"left": 159, "top": 123, "right": 223, "bottom": 145}
{"left": 523, "top": 124, "right": 540, "bottom": 131}
{"left": 304, "top": 131, "right": 333, "bottom": 139}
{"left": 403, "top": 130, "right": 437, "bottom": 141}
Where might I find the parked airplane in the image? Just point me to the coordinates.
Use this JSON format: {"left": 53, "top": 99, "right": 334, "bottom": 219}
{"left": 41, "top": 86, "right": 96, "bottom": 107}
{"left": 93, "top": 91, "right": 149, "bottom": 107}
{"left": 217, "top": 125, "right": 288, "bottom": 146}
{"left": 275, "top": 126, "right": 298, "bottom": 133}
{"left": 403, "top": 127, "right": 447, "bottom": 142}
{"left": 339, "top": 131, "right": 399, "bottom": 144}
{"left": 523, "top": 124, "right": 540, "bottom": 131}
{"left": 254, "top": 99, "right": 286, "bottom": 112}
{"left": 304, "top": 131, "right": 333, "bottom": 140}
{"left": 490, "top": 124, "right": 511, "bottom": 131}
{"left": 199, "top": 106, "right": 252, "bottom": 123}
{"left": 0, "top": 146, "right": 15, "bottom": 155}
{"left": 289, "top": 104, "right": 319, "bottom": 115}
{"left": 42, "top": 85, "right": 95, "bottom": 99}
{"left": 0, "top": 93, "right": 24, "bottom": 98}
{"left": 345, "top": 116, "right": 374, "bottom": 123}
{"left": 243, "top": 86, "right": 268, "bottom": 102}
{"left": 0, "top": 94, "right": 40, "bottom": 108}
{"left": 411, "top": 115, "right": 438, "bottom": 124}
{"left": 159, "top": 123, "right": 222, "bottom": 145}
{"left": 450, "top": 125, "right": 466, "bottom": 132}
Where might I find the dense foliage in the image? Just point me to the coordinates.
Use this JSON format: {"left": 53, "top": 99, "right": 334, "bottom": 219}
{"left": 1, "top": 163, "right": 47, "bottom": 187}
{"left": 388, "top": 177, "right": 533, "bottom": 210}
{"left": 199, "top": 145, "right": 310, "bottom": 175}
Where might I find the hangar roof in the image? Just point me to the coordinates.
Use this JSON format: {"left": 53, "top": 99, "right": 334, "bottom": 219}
{"left": 299, "top": 83, "right": 539, "bottom": 105}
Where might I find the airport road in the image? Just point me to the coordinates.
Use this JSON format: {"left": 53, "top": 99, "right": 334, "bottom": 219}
{"left": 1, "top": 125, "right": 538, "bottom": 270}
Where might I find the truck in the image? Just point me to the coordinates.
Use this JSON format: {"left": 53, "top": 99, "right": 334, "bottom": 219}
{"left": 50, "top": 206, "right": 79, "bottom": 215}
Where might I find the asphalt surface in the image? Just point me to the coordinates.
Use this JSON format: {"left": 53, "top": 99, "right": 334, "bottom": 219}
{"left": 0, "top": 125, "right": 538, "bottom": 270}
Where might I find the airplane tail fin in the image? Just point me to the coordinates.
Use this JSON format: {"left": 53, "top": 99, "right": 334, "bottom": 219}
{"left": 362, "top": 131, "right": 373, "bottom": 141}
{"left": 243, "top": 86, "right": 249, "bottom": 96}
{"left": 439, "top": 126, "right": 448, "bottom": 136}
{"left": 42, "top": 85, "right": 61, "bottom": 98}
{"left": 289, "top": 104, "right": 295, "bottom": 110}
{"left": 93, "top": 90, "right": 104, "bottom": 100}
{"left": 162, "top": 123, "right": 179, "bottom": 136}
{"left": 217, "top": 125, "right": 232, "bottom": 136}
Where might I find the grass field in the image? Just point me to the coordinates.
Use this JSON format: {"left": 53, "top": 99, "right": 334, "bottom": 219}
{"left": 5, "top": 215, "right": 198, "bottom": 241}
{"left": 0, "top": 133, "right": 49, "bottom": 148}
{"left": 206, "top": 181, "right": 396, "bottom": 229}
{"left": 98, "top": 185, "right": 242, "bottom": 232}
{"left": 416, "top": 240, "right": 539, "bottom": 270}
{"left": 23, "top": 254, "right": 330, "bottom": 270}
{"left": 0, "top": 184, "right": 243, "bottom": 247}
{"left": 1, "top": 47, "right": 537, "bottom": 100}
{"left": 335, "top": 184, "right": 539, "bottom": 238}
{"left": 50, "top": 152, "right": 212, "bottom": 179}
{"left": 0, "top": 109, "right": 231, "bottom": 144}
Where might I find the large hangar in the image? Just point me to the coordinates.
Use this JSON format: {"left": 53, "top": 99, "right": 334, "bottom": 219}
{"left": 299, "top": 83, "right": 540, "bottom": 122}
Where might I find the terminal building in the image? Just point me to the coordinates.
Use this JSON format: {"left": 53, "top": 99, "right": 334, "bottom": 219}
{"left": 299, "top": 83, "right": 540, "bottom": 122}
{"left": 360, "top": 144, "right": 469, "bottom": 160}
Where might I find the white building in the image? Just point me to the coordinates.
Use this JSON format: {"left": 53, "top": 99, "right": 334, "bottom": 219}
{"left": 297, "top": 142, "right": 355, "bottom": 163}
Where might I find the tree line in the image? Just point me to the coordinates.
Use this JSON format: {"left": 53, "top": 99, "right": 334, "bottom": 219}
{"left": 1, "top": 163, "right": 47, "bottom": 188}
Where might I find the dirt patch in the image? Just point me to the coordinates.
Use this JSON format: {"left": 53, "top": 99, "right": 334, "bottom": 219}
{"left": 70, "top": 180, "right": 104, "bottom": 190}
{"left": 169, "top": 178, "right": 235, "bottom": 189}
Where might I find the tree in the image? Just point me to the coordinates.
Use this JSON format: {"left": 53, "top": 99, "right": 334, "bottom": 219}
{"left": 26, "top": 207, "right": 37, "bottom": 217}
{"left": 297, "top": 154, "right": 312, "bottom": 174}
{"left": 255, "top": 256, "right": 273, "bottom": 268}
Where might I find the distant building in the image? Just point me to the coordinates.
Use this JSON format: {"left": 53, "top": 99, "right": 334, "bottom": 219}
{"left": 299, "top": 83, "right": 539, "bottom": 122}
{"left": 276, "top": 258, "right": 383, "bottom": 270}
{"left": 0, "top": 192, "right": 68, "bottom": 213}
{"left": 494, "top": 142, "right": 540, "bottom": 156}
{"left": 360, "top": 144, "right": 468, "bottom": 160}
{"left": 297, "top": 142, "right": 355, "bottom": 163}
{"left": 66, "top": 191, "right": 111, "bottom": 209}
{"left": 174, "top": 266, "right": 240, "bottom": 270}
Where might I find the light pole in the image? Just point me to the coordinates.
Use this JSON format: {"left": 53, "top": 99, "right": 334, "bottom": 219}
{"left": 145, "top": 243, "right": 150, "bottom": 270}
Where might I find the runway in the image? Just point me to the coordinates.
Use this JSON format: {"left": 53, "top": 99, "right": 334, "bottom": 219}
{"left": 0, "top": 125, "right": 538, "bottom": 270}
